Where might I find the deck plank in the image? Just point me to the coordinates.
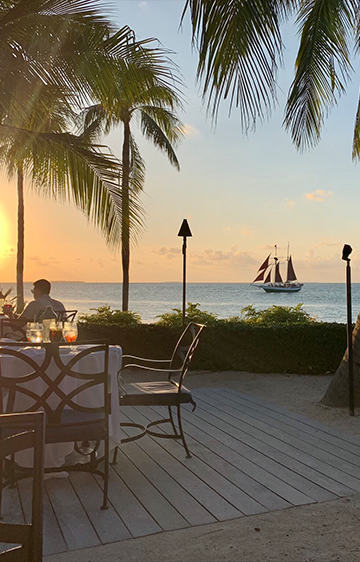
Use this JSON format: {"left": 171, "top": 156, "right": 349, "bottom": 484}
{"left": 146, "top": 405, "right": 317, "bottom": 506}
{"left": 0, "top": 484, "right": 24, "bottom": 554}
{"left": 122, "top": 408, "right": 251, "bottom": 519}
{"left": 222, "top": 389, "right": 360, "bottom": 446}
{"left": 111, "top": 443, "right": 190, "bottom": 532}
{"left": 119, "top": 415, "right": 218, "bottom": 525}
{"left": 17, "top": 477, "right": 67, "bottom": 556}
{"left": 45, "top": 477, "right": 100, "bottom": 551}
{"left": 104, "top": 464, "right": 162, "bottom": 538}
{"left": 205, "top": 388, "right": 360, "bottom": 465}
{"left": 192, "top": 390, "right": 360, "bottom": 492}
{"left": 130, "top": 406, "right": 290, "bottom": 512}
{"left": 69, "top": 472, "right": 132, "bottom": 543}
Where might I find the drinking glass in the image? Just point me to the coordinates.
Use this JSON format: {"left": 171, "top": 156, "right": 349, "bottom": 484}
{"left": 50, "top": 320, "right": 63, "bottom": 342}
{"left": 26, "top": 322, "right": 43, "bottom": 343}
{"left": 62, "top": 322, "right": 78, "bottom": 343}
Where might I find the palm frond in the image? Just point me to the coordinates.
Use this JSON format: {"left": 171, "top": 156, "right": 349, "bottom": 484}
{"left": 352, "top": 93, "right": 360, "bottom": 159}
{"left": 284, "top": 0, "right": 356, "bottom": 151}
{"left": 139, "top": 110, "right": 181, "bottom": 171}
{"left": 183, "top": 0, "right": 285, "bottom": 129}
{"left": 128, "top": 133, "right": 146, "bottom": 246}
{"left": 138, "top": 105, "right": 184, "bottom": 147}
{"left": 0, "top": 123, "right": 146, "bottom": 248}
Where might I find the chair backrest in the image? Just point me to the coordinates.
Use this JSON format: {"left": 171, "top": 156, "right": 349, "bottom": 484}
{"left": 0, "top": 319, "right": 26, "bottom": 341}
{"left": 0, "top": 342, "right": 109, "bottom": 426}
{"left": 169, "top": 322, "right": 205, "bottom": 387}
{"left": 55, "top": 310, "right": 77, "bottom": 322}
{"left": 0, "top": 411, "right": 45, "bottom": 561}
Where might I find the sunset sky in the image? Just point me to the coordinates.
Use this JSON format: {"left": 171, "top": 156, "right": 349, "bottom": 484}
{"left": 2, "top": 1, "right": 360, "bottom": 284}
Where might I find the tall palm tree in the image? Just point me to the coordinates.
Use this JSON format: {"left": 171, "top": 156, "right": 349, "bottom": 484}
{"left": 0, "top": 0, "right": 146, "bottom": 309}
{"left": 0, "top": 86, "right": 131, "bottom": 311}
{"left": 82, "top": 45, "right": 184, "bottom": 311}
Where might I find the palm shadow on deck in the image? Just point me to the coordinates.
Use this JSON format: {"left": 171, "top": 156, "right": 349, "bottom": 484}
{"left": 3, "top": 387, "right": 360, "bottom": 557}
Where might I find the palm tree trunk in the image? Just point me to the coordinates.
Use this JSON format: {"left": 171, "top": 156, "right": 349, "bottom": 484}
{"left": 121, "top": 119, "right": 131, "bottom": 311}
{"left": 16, "top": 166, "right": 25, "bottom": 313}
{"left": 321, "top": 311, "right": 360, "bottom": 407}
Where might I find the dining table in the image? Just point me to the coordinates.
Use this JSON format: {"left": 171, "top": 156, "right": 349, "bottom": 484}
{"left": 0, "top": 341, "right": 123, "bottom": 471}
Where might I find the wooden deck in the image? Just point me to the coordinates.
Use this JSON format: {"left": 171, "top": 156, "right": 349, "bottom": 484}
{"left": 3, "top": 387, "right": 360, "bottom": 557}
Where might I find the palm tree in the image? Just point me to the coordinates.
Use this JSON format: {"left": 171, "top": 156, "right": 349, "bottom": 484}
{"left": 0, "top": 0, "right": 146, "bottom": 310}
{"left": 82, "top": 45, "right": 184, "bottom": 311}
{"left": 0, "top": 87, "right": 131, "bottom": 311}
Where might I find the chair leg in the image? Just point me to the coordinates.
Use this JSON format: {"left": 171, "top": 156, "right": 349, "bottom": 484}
{"left": 168, "top": 406, "right": 179, "bottom": 436}
{"left": 176, "top": 404, "right": 191, "bottom": 458}
{"left": 101, "top": 437, "right": 109, "bottom": 510}
{"left": 112, "top": 446, "right": 118, "bottom": 465}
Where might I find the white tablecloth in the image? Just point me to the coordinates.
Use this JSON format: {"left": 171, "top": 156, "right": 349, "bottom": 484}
{"left": 0, "top": 343, "right": 122, "bottom": 469}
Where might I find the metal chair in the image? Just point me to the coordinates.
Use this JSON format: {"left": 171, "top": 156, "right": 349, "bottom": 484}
{"left": 0, "top": 341, "right": 110, "bottom": 510}
{"left": 0, "top": 411, "right": 45, "bottom": 561}
{"left": 56, "top": 310, "right": 77, "bottom": 322}
{"left": 113, "top": 322, "right": 205, "bottom": 460}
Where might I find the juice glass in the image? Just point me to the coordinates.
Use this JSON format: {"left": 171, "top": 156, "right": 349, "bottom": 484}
{"left": 50, "top": 320, "right": 63, "bottom": 342}
{"left": 62, "top": 322, "right": 78, "bottom": 343}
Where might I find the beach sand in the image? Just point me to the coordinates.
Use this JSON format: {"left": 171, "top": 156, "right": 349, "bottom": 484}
{"left": 45, "top": 372, "right": 360, "bottom": 562}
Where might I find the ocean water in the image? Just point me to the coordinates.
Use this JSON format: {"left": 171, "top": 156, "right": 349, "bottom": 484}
{"left": 1, "top": 282, "right": 359, "bottom": 324}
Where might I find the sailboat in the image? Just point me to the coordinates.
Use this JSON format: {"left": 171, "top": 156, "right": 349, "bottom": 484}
{"left": 251, "top": 245, "right": 303, "bottom": 293}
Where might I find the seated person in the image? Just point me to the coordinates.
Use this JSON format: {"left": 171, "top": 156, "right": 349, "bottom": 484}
{"left": 3, "top": 279, "right": 66, "bottom": 327}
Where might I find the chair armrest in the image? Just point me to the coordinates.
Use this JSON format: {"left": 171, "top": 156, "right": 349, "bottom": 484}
{"left": 123, "top": 355, "right": 171, "bottom": 367}
{"left": 121, "top": 363, "right": 182, "bottom": 375}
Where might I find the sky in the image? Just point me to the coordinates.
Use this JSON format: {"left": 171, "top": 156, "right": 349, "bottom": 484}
{"left": 1, "top": 0, "right": 360, "bottom": 284}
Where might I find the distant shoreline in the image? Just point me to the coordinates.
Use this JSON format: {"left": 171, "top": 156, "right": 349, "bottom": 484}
{"left": 1, "top": 281, "right": 357, "bottom": 285}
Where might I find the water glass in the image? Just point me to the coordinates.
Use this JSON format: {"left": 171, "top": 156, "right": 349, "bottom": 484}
{"left": 50, "top": 320, "right": 63, "bottom": 342}
{"left": 26, "top": 322, "right": 43, "bottom": 343}
{"left": 62, "top": 322, "right": 78, "bottom": 343}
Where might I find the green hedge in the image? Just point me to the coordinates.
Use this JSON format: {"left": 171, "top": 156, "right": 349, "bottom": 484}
{"left": 79, "top": 322, "right": 347, "bottom": 375}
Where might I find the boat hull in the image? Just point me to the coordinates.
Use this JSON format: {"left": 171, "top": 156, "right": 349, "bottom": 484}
{"left": 261, "top": 284, "right": 303, "bottom": 293}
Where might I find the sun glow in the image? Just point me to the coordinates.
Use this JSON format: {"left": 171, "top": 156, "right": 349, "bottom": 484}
{"left": 0, "top": 206, "right": 9, "bottom": 253}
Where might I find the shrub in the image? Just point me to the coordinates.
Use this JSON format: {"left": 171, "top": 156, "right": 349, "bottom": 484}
{"left": 78, "top": 322, "right": 346, "bottom": 375}
{"left": 79, "top": 306, "right": 141, "bottom": 328}
{"left": 156, "top": 302, "right": 219, "bottom": 327}
{"left": 231, "top": 303, "right": 316, "bottom": 325}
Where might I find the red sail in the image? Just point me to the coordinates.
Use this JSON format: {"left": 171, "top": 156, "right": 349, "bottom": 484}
{"left": 258, "top": 254, "right": 270, "bottom": 272}
{"left": 264, "top": 270, "right": 271, "bottom": 283}
{"left": 253, "top": 269, "right": 266, "bottom": 282}
{"left": 275, "top": 262, "right": 283, "bottom": 283}
{"left": 287, "top": 256, "right": 297, "bottom": 282}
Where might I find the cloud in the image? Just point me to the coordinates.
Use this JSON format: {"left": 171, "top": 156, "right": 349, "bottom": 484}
{"left": 152, "top": 246, "right": 181, "bottom": 257}
{"left": 190, "top": 246, "right": 257, "bottom": 267}
{"left": 97, "top": 258, "right": 104, "bottom": 268}
{"left": 28, "top": 255, "right": 49, "bottom": 267}
{"left": 304, "top": 189, "right": 332, "bottom": 202}
{"left": 296, "top": 248, "right": 344, "bottom": 271}
{"left": 180, "top": 123, "right": 199, "bottom": 137}
{"left": 314, "top": 239, "right": 340, "bottom": 248}
{"left": 138, "top": 2, "right": 148, "bottom": 9}
{"left": 222, "top": 225, "right": 252, "bottom": 235}
{"left": 285, "top": 198, "right": 296, "bottom": 208}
